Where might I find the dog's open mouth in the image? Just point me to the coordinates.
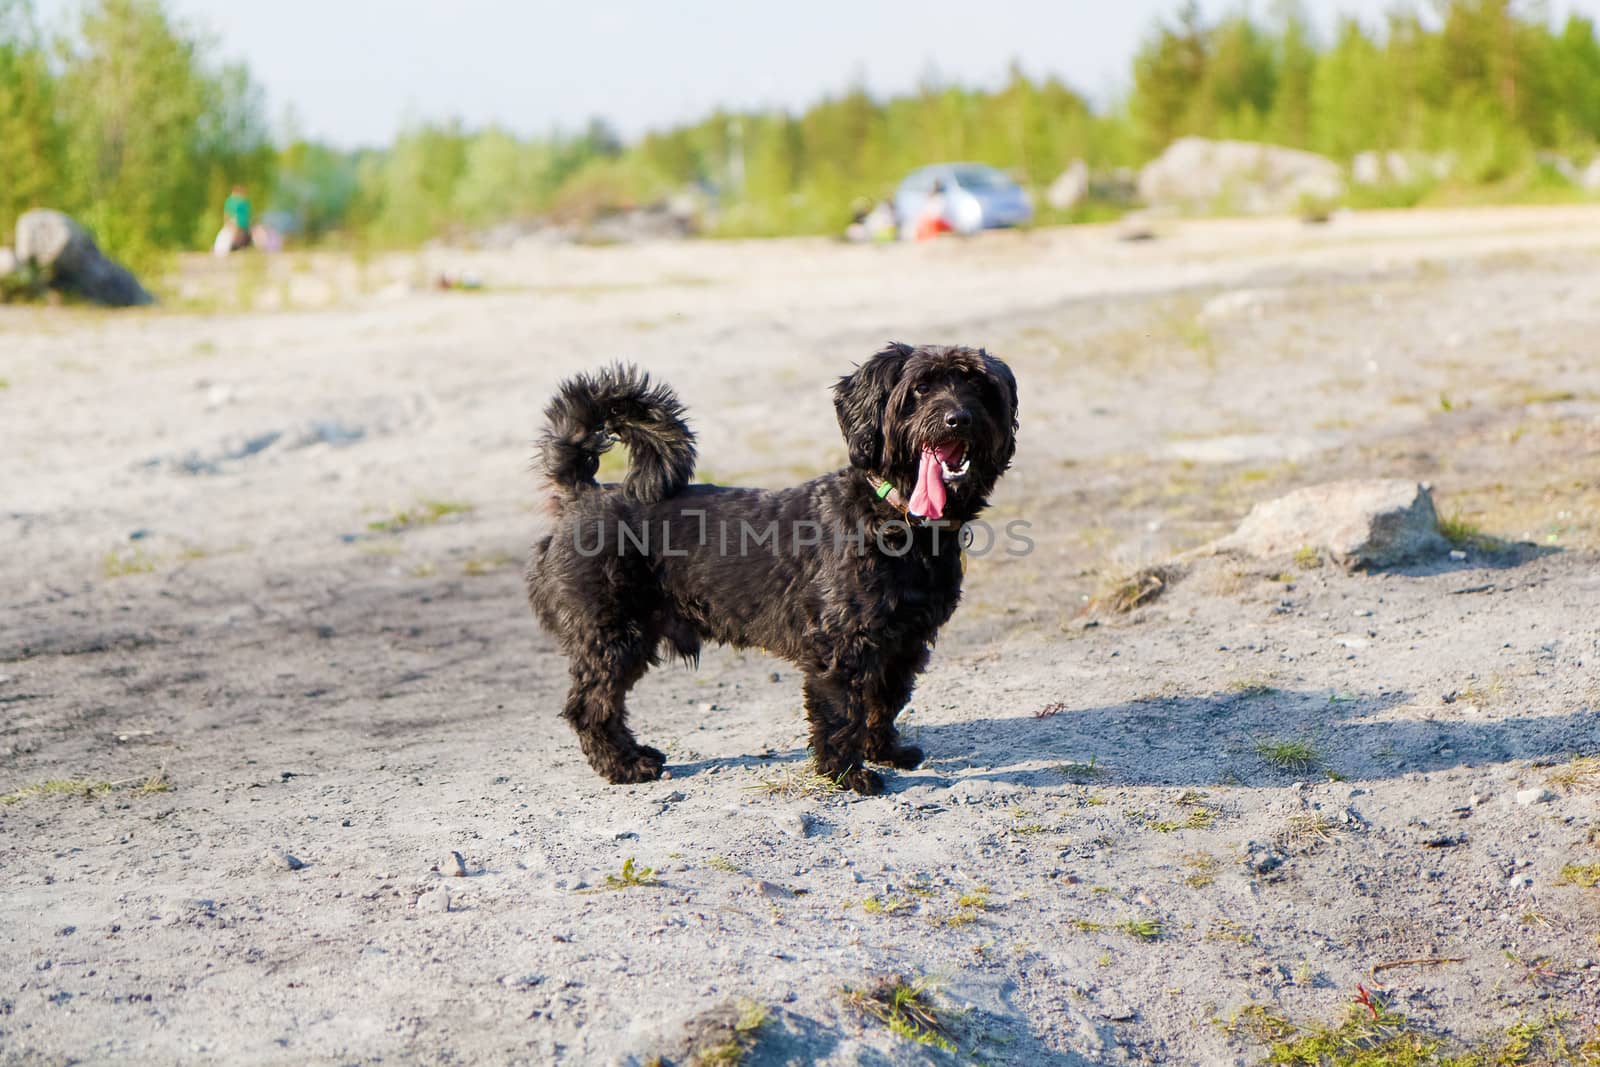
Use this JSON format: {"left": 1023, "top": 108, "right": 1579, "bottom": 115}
{"left": 907, "top": 441, "right": 969, "bottom": 521}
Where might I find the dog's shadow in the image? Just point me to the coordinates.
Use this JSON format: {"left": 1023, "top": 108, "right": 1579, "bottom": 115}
{"left": 669, "top": 687, "right": 1595, "bottom": 790}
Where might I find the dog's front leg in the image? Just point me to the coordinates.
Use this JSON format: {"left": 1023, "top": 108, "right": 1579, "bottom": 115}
{"left": 802, "top": 671, "right": 883, "bottom": 795}
{"left": 861, "top": 646, "right": 929, "bottom": 770}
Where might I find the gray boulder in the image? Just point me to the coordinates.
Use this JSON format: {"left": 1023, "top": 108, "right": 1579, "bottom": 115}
{"left": 1138, "top": 137, "right": 1344, "bottom": 216}
{"left": 1046, "top": 159, "right": 1090, "bottom": 212}
{"left": 1212, "top": 480, "right": 1449, "bottom": 569}
{"left": 1581, "top": 158, "right": 1600, "bottom": 193}
{"left": 14, "top": 209, "right": 153, "bottom": 307}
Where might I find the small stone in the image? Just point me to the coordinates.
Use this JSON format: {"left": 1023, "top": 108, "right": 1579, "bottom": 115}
{"left": 268, "top": 848, "right": 305, "bottom": 871}
{"left": 755, "top": 880, "right": 793, "bottom": 900}
{"left": 772, "top": 810, "right": 811, "bottom": 839}
{"left": 663, "top": 791, "right": 686, "bottom": 803}
{"left": 420, "top": 887, "right": 450, "bottom": 913}
{"left": 1450, "top": 549, "right": 1467, "bottom": 561}
{"left": 1515, "top": 787, "right": 1556, "bottom": 806}
{"left": 769, "top": 672, "right": 782, "bottom": 683}
{"left": 448, "top": 851, "right": 468, "bottom": 877}
{"left": 499, "top": 973, "right": 544, "bottom": 989}
{"left": 698, "top": 702, "right": 716, "bottom": 713}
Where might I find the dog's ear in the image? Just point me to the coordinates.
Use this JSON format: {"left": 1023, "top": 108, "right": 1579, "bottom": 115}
{"left": 834, "top": 342, "right": 912, "bottom": 470}
{"left": 979, "top": 347, "right": 1018, "bottom": 471}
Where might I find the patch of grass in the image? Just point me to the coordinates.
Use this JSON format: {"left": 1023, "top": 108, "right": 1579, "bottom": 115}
{"left": 1182, "top": 852, "right": 1220, "bottom": 888}
{"left": 1458, "top": 673, "right": 1508, "bottom": 707}
{"left": 1556, "top": 863, "right": 1600, "bottom": 888}
{"left": 1255, "top": 737, "right": 1321, "bottom": 773}
{"left": 1205, "top": 920, "right": 1254, "bottom": 945}
{"left": 1438, "top": 512, "right": 1505, "bottom": 553}
{"left": 843, "top": 975, "right": 956, "bottom": 1054}
{"left": 102, "top": 548, "right": 157, "bottom": 578}
{"left": 1, "top": 778, "right": 115, "bottom": 804}
{"left": 679, "top": 998, "right": 769, "bottom": 1066}
{"left": 1055, "top": 756, "right": 1103, "bottom": 781}
{"left": 1220, "top": 1002, "right": 1445, "bottom": 1065}
{"left": 955, "top": 888, "right": 992, "bottom": 910}
{"left": 1293, "top": 545, "right": 1322, "bottom": 570}
{"left": 706, "top": 855, "right": 739, "bottom": 873}
{"left": 130, "top": 771, "right": 171, "bottom": 796}
{"left": 1096, "top": 564, "right": 1184, "bottom": 614}
{"left": 1069, "top": 917, "right": 1162, "bottom": 941}
{"left": 1548, "top": 756, "right": 1600, "bottom": 794}
{"left": 1229, "top": 678, "right": 1281, "bottom": 698}
{"left": 1221, "top": 1001, "right": 1596, "bottom": 1066}
{"left": 1522, "top": 388, "right": 1578, "bottom": 405}
{"left": 861, "top": 896, "right": 912, "bottom": 916}
{"left": 1116, "top": 918, "right": 1162, "bottom": 941}
{"left": 749, "top": 762, "right": 843, "bottom": 801}
{"left": 367, "top": 498, "right": 474, "bottom": 533}
{"left": 1151, "top": 808, "right": 1215, "bottom": 833}
{"left": 941, "top": 887, "right": 995, "bottom": 926}
{"left": 1282, "top": 813, "right": 1342, "bottom": 850}
{"left": 600, "top": 857, "right": 657, "bottom": 890}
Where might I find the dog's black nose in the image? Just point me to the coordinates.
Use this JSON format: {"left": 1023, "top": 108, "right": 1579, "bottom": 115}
{"left": 945, "top": 410, "right": 972, "bottom": 430}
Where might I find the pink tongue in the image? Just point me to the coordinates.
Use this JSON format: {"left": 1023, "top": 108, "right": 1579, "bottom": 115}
{"left": 908, "top": 448, "right": 947, "bottom": 521}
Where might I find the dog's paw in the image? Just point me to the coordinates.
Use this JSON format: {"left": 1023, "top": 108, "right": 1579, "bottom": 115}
{"left": 839, "top": 767, "right": 885, "bottom": 795}
{"left": 606, "top": 748, "right": 666, "bottom": 784}
{"left": 883, "top": 744, "right": 924, "bottom": 770}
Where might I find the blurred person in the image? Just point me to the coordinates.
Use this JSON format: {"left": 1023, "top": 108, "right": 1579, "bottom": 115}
{"left": 913, "top": 180, "right": 953, "bottom": 241}
{"left": 214, "top": 185, "right": 254, "bottom": 255}
{"left": 864, "top": 199, "right": 898, "bottom": 242}
{"left": 845, "top": 197, "right": 873, "bottom": 242}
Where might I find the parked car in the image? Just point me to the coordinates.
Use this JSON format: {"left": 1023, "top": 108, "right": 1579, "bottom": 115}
{"left": 893, "top": 163, "right": 1034, "bottom": 235}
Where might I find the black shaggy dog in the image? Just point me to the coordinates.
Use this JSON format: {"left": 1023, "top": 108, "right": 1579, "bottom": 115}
{"left": 526, "top": 343, "right": 1017, "bottom": 794}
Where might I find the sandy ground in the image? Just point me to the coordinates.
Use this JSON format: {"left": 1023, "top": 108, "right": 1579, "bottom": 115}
{"left": 3, "top": 206, "right": 1600, "bottom": 1065}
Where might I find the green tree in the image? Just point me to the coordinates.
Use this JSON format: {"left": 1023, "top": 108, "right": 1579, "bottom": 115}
{"left": 1131, "top": 1, "right": 1210, "bottom": 157}
{"left": 1267, "top": 2, "right": 1317, "bottom": 147}
{"left": 0, "top": 0, "right": 62, "bottom": 237}
{"left": 56, "top": 0, "right": 273, "bottom": 260}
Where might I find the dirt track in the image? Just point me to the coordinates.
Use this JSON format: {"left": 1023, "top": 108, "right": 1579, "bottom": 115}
{"left": 3, "top": 207, "right": 1599, "bottom": 1064}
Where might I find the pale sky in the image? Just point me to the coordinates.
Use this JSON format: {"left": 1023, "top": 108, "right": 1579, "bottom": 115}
{"left": 35, "top": 0, "right": 1600, "bottom": 147}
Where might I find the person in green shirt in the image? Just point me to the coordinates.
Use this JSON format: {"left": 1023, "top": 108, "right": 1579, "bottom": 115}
{"left": 215, "top": 185, "right": 253, "bottom": 253}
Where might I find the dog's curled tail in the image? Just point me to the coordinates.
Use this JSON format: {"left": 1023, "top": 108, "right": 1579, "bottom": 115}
{"left": 536, "top": 364, "right": 696, "bottom": 508}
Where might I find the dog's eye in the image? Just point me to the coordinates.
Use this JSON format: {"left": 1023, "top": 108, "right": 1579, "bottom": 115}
{"left": 913, "top": 383, "right": 931, "bottom": 396}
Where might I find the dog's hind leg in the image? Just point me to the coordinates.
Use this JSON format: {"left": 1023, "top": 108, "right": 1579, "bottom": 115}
{"left": 861, "top": 646, "right": 929, "bottom": 770}
{"left": 802, "top": 670, "right": 884, "bottom": 795}
{"left": 561, "top": 636, "right": 665, "bottom": 785}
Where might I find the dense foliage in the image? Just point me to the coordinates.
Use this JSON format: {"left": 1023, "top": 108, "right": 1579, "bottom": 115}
{"left": 3, "top": 0, "right": 1599, "bottom": 260}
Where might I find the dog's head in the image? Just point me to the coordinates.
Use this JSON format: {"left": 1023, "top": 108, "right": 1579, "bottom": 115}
{"left": 833, "top": 342, "right": 1017, "bottom": 521}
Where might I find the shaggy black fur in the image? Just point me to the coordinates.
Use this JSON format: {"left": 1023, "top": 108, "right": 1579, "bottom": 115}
{"left": 526, "top": 345, "right": 1018, "bottom": 794}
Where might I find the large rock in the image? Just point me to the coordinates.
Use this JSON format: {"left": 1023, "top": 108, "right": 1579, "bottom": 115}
{"left": 0, "top": 246, "right": 15, "bottom": 276}
{"left": 1213, "top": 480, "right": 1449, "bottom": 569}
{"left": 1138, "top": 137, "right": 1344, "bottom": 216}
{"left": 14, "top": 209, "right": 153, "bottom": 307}
{"left": 1046, "top": 159, "right": 1090, "bottom": 212}
{"left": 1581, "top": 158, "right": 1600, "bottom": 193}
